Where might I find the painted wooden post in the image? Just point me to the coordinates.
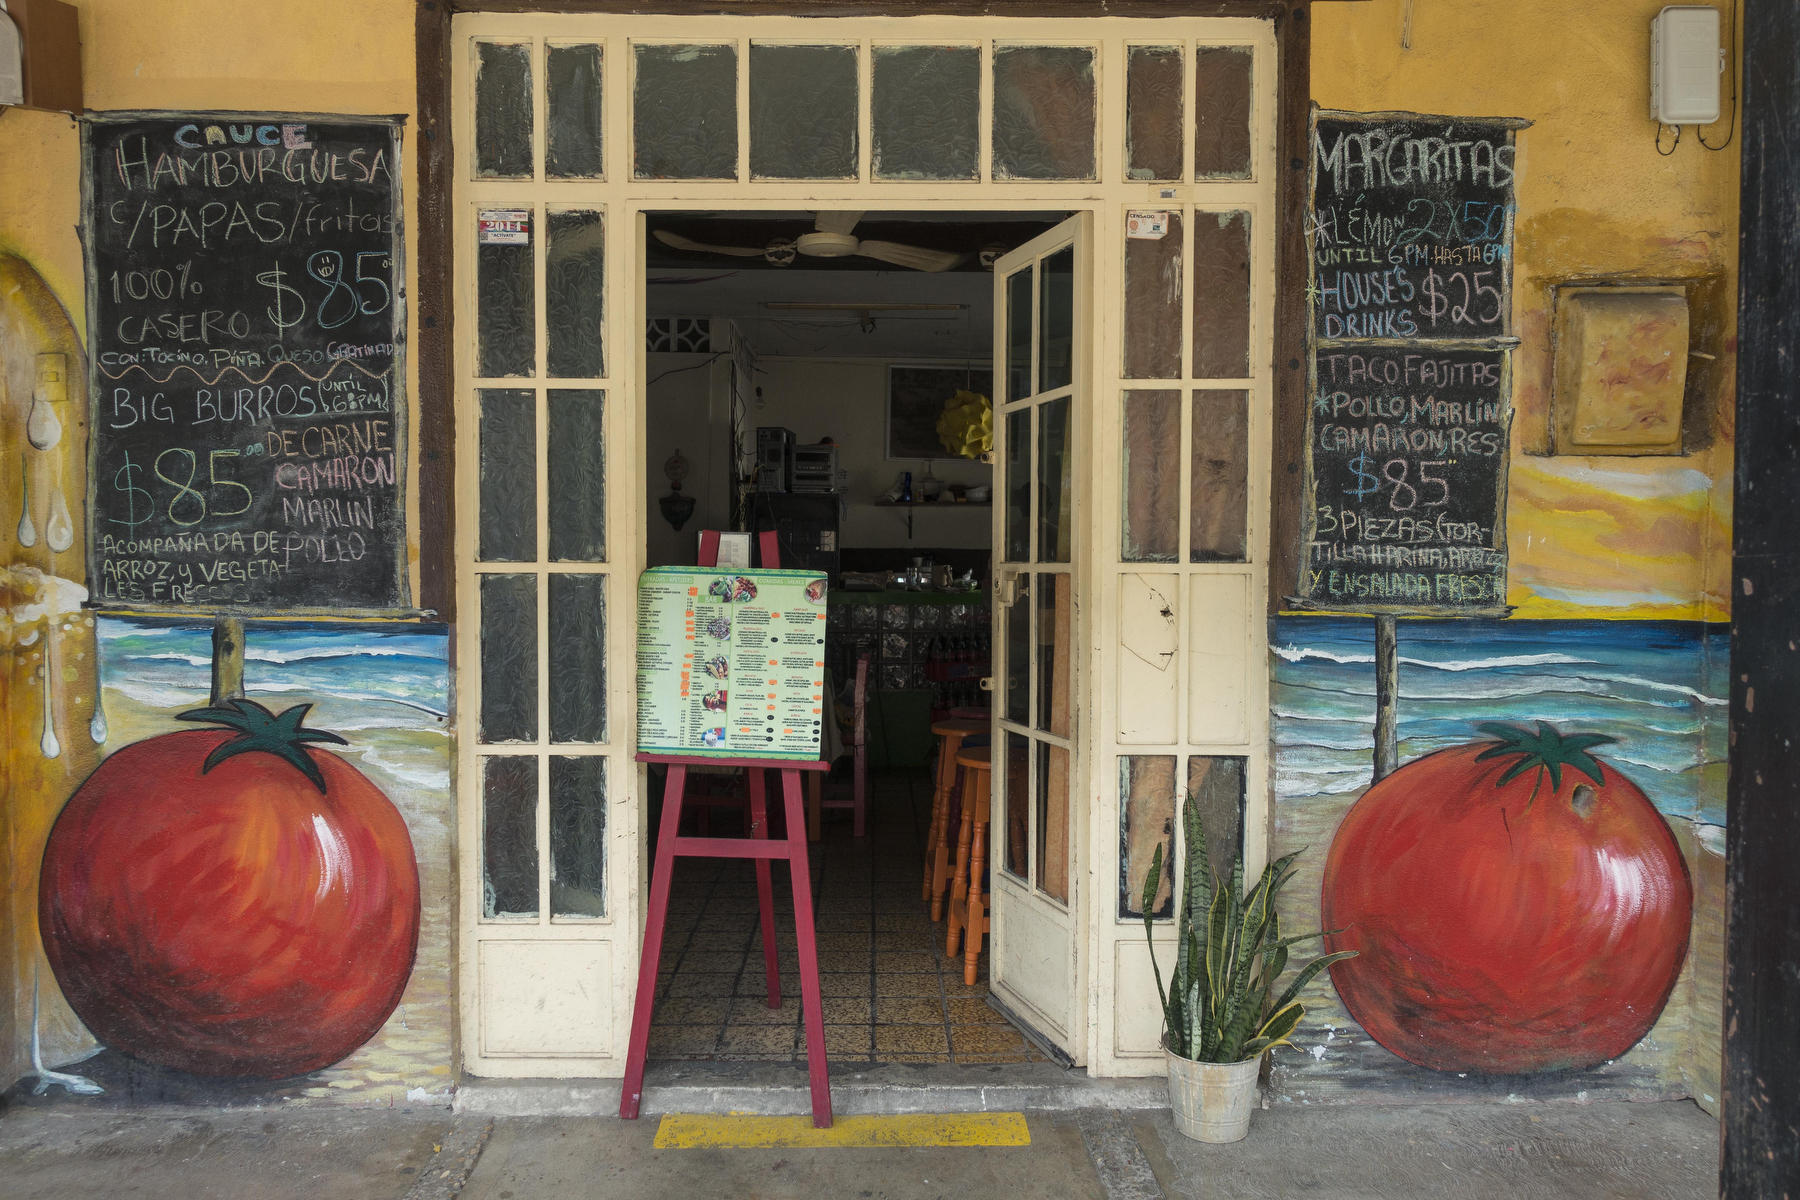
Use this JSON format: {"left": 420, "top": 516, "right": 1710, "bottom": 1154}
{"left": 210, "top": 617, "right": 245, "bottom": 706}
{"left": 1725, "top": 0, "right": 1800, "bottom": 1190}
{"left": 1371, "top": 615, "right": 1399, "bottom": 782}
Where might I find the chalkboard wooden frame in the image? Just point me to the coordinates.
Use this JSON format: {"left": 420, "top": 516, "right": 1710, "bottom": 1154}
{"left": 80, "top": 110, "right": 415, "bottom": 619}
{"left": 885, "top": 362, "right": 992, "bottom": 461}
{"left": 1295, "top": 107, "right": 1529, "bottom": 618}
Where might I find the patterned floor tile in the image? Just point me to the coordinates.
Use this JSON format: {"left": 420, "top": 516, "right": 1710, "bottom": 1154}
{"left": 875, "top": 1025, "right": 951, "bottom": 1055}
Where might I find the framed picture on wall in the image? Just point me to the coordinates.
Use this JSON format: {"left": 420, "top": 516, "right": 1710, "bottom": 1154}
{"left": 886, "top": 363, "right": 993, "bottom": 460}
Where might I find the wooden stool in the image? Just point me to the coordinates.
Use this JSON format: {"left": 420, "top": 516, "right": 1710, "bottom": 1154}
{"left": 949, "top": 706, "right": 991, "bottom": 722}
{"left": 924, "top": 719, "right": 985, "bottom": 918}
{"left": 944, "top": 745, "right": 992, "bottom": 985}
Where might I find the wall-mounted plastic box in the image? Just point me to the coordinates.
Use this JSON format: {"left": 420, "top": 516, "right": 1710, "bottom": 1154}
{"left": 1651, "top": 6, "right": 1722, "bottom": 125}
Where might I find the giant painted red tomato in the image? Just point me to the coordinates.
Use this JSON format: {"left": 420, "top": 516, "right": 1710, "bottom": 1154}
{"left": 39, "top": 700, "right": 420, "bottom": 1079}
{"left": 1321, "top": 722, "right": 1691, "bottom": 1075}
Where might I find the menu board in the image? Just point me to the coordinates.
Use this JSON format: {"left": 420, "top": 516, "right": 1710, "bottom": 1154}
{"left": 1299, "top": 109, "right": 1523, "bottom": 617}
{"left": 1310, "top": 113, "right": 1523, "bottom": 342}
{"left": 1301, "top": 346, "right": 1511, "bottom": 611}
{"left": 82, "top": 113, "right": 408, "bottom": 614}
{"left": 637, "top": 567, "right": 830, "bottom": 761}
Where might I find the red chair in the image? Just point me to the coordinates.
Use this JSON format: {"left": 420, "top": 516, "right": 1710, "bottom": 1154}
{"left": 809, "top": 651, "right": 869, "bottom": 839}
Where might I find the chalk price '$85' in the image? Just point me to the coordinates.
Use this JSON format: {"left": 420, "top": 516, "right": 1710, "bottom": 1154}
{"left": 1346, "top": 454, "right": 1451, "bottom": 511}
{"left": 110, "top": 446, "right": 254, "bottom": 532}
{"left": 256, "top": 250, "right": 391, "bottom": 334}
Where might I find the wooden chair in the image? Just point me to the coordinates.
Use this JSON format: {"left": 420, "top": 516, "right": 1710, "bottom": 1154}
{"left": 808, "top": 651, "right": 869, "bottom": 839}
{"left": 943, "top": 745, "right": 992, "bottom": 986}
{"left": 923, "top": 718, "right": 986, "bottom": 919}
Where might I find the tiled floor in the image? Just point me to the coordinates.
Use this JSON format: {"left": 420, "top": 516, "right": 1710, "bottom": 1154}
{"left": 647, "top": 769, "right": 1053, "bottom": 1066}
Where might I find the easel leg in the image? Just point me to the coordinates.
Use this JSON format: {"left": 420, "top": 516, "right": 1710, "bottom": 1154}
{"left": 782, "top": 768, "right": 832, "bottom": 1127}
{"left": 621, "top": 765, "right": 687, "bottom": 1120}
{"left": 749, "top": 767, "right": 782, "bottom": 1007}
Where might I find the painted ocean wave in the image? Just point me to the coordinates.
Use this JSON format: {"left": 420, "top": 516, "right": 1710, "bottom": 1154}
{"left": 1273, "top": 616, "right": 1727, "bottom": 826}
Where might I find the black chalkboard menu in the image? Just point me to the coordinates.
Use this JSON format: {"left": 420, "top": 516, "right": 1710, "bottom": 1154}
{"left": 82, "top": 113, "right": 409, "bottom": 614}
{"left": 1298, "top": 110, "right": 1524, "bottom": 616}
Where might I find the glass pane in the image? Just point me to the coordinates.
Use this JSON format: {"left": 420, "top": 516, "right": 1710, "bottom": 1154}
{"left": 1004, "top": 407, "right": 1031, "bottom": 561}
{"left": 548, "top": 389, "right": 606, "bottom": 562}
{"left": 1003, "top": 730, "right": 1031, "bottom": 881}
{"left": 547, "top": 209, "right": 606, "bottom": 378}
{"left": 1037, "top": 394, "right": 1071, "bottom": 564}
{"left": 1123, "top": 209, "right": 1183, "bottom": 379}
{"left": 475, "top": 42, "right": 533, "bottom": 179}
{"left": 1006, "top": 267, "right": 1034, "bottom": 402}
{"left": 1037, "top": 742, "right": 1070, "bottom": 903}
{"left": 550, "top": 755, "right": 606, "bottom": 917}
{"left": 1186, "top": 756, "right": 1246, "bottom": 892}
{"left": 483, "top": 755, "right": 538, "bottom": 919}
{"left": 992, "top": 46, "right": 1097, "bottom": 181}
{"left": 477, "top": 221, "right": 535, "bottom": 378}
{"left": 1036, "top": 573, "right": 1070, "bottom": 738}
{"left": 1005, "top": 579, "right": 1030, "bottom": 724}
{"left": 1119, "top": 755, "right": 1177, "bottom": 920}
{"left": 633, "top": 43, "right": 738, "bottom": 180}
{"left": 1126, "top": 46, "right": 1184, "bottom": 181}
{"left": 750, "top": 44, "right": 857, "bottom": 179}
{"left": 1038, "top": 247, "right": 1075, "bottom": 393}
{"left": 1194, "top": 46, "right": 1254, "bottom": 180}
{"left": 479, "top": 388, "right": 536, "bottom": 562}
{"left": 1192, "top": 210, "right": 1252, "bottom": 379}
{"left": 480, "top": 574, "right": 538, "bottom": 743}
{"left": 549, "top": 573, "right": 606, "bottom": 743}
{"left": 1191, "top": 390, "right": 1249, "bottom": 562}
{"left": 872, "top": 45, "right": 979, "bottom": 181}
{"left": 547, "top": 44, "right": 604, "bottom": 178}
{"left": 1122, "top": 390, "right": 1180, "bottom": 562}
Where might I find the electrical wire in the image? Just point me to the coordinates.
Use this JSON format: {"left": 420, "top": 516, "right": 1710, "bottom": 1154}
{"left": 1656, "top": 122, "right": 1681, "bottom": 157}
{"left": 1696, "top": 0, "right": 1739, "bottom": 152}
{"left": 647, "top": 349, "right": 727, "bottom": 388}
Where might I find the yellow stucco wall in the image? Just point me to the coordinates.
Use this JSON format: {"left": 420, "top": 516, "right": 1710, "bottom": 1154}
{"left": 1313, "top": 0, "right": 1737, "bottom": 621}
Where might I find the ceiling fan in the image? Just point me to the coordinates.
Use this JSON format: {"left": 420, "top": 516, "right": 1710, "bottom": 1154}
{"left": 652, "top": 211, "right": 967, "bottom": 273}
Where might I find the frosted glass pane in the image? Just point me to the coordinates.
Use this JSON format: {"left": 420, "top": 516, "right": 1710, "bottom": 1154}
{"left": 547, "top": 209, "right": 605, "bottom": 379}
{"left": 1119, "top": 756, "right": 1176, "bottom": 920}
{"left": 1191, "top": 389, "right": 1249, "bottom": 562}
{"left": 475, "top": 42, "right": 532, "bottom": 179}
{"left": 1003, "top": 731, "right": 1030, "bottom": 880}
{"left": 1005, "top": 267, "right": 1033, "bottom": 402}
{"left": 751, "top": 44, "right": 857, "bottom": 179}
{"left": 1122, "top": 390, "right": 1180, "bottom": 562}
{"left": 1036, "top": 574, "right": 1070, "bottom": 737}
{"left": 480, "top": 574, "right": 538, "bottom": 743}
{"left": 1005, "top": 585, "right": 1030, "bottom": 724}
{"left": 549, "top": 573, "right": 606, "bottom": 744}
{"left": 1039, "top": 247, "right": 1074, "bottom": 394}
{"left": 992, "top": 46, "right": 1096, "bottom": 181}
{"left": 550, "top": 756, "right": 606, "bottom": 918}
{"left": 1126, "top": 46, "right": 1184, "bottom": 182}
{"left": 1192, "top": 210, "right": 1252, "bottom": 378}
{"left": 1123, "top": 209, "right": 1183, "bottom": 379}
{"left": 872, "top": 46, "right": 979, "bottom": 181}
{"left": 1037, "top": 395, "right": 1071, "bottom": 564}
{"left": 1194, "top": 46, "right": 1253, "bottom": 180}
{"left": 477, "top": 223, "right": 534, "bottom": 379}
{"left": 634, "top": 44, "right": 737, "bottom": 179}
{"left": 547, "top": 44, "right": 604, "bottom": 179}
{"left": 1037, "top": 743, "right": 1069, "bottom": 903}
{"left": 483, "top": 755, "right": 538, "bottom": 919}
{"left": 1004, "top": 407, "right": 1031, "bottom": 561}
{"left": 478, "top": 389, "right": 536, "bottom": 562}
{"left": 548, "top": 389, "right": 606, "bottom": 562}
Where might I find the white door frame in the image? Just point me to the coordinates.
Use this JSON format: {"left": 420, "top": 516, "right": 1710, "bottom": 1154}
{"left": 450, "top": 10, "right": 1277, "bottom": 1079}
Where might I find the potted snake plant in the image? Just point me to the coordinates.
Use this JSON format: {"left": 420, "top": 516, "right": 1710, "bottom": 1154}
{"left": 1142, "top": 792, "right": 1355, "bottom": 1142}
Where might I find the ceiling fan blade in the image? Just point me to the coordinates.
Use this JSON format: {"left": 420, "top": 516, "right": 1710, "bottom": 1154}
{"left": 855, "top": 240, "right": 967, "bottom": 273}
{"left": 814, "top": 210, "right": 865, "bottom": 236}
{"left": 653, "top": 229, "right": 767, "bottom": 257}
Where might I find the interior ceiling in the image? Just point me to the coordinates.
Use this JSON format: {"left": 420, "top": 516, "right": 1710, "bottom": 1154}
{"left": 647, "top": 210, "right": 1063, "bottom": 360}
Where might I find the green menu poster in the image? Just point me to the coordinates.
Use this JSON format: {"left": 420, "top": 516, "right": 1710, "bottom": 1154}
{"left": 636, "top": 566, "right": 830, "bottom": 760}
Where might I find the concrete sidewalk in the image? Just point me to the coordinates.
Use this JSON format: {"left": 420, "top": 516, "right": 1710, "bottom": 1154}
{"left": 0, "top": 1097, "right": 1718, "bottom": 1199}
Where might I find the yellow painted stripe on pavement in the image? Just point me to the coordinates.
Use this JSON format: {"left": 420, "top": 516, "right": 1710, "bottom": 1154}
{"left": 653, "top": 1112, "right": 1031, "bottom": 1149}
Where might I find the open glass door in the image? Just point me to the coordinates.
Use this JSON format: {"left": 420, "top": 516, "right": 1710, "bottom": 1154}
{"left": 988, "top": 214, "right": 1090, "bottom": 1060}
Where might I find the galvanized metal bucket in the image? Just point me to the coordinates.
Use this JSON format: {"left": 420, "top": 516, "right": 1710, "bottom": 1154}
{"left": 1164, "top": 1049, "right": 1261, "bottom": 1143}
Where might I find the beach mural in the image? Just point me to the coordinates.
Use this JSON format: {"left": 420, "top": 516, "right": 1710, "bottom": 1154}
{"left": 1268, "top": 617, "right": 1725, "bottom": 1105}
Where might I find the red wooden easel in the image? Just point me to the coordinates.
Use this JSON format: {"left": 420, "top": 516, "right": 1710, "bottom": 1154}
{"left": 619, "top": 529, "right": 833, "bottom": 1126}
